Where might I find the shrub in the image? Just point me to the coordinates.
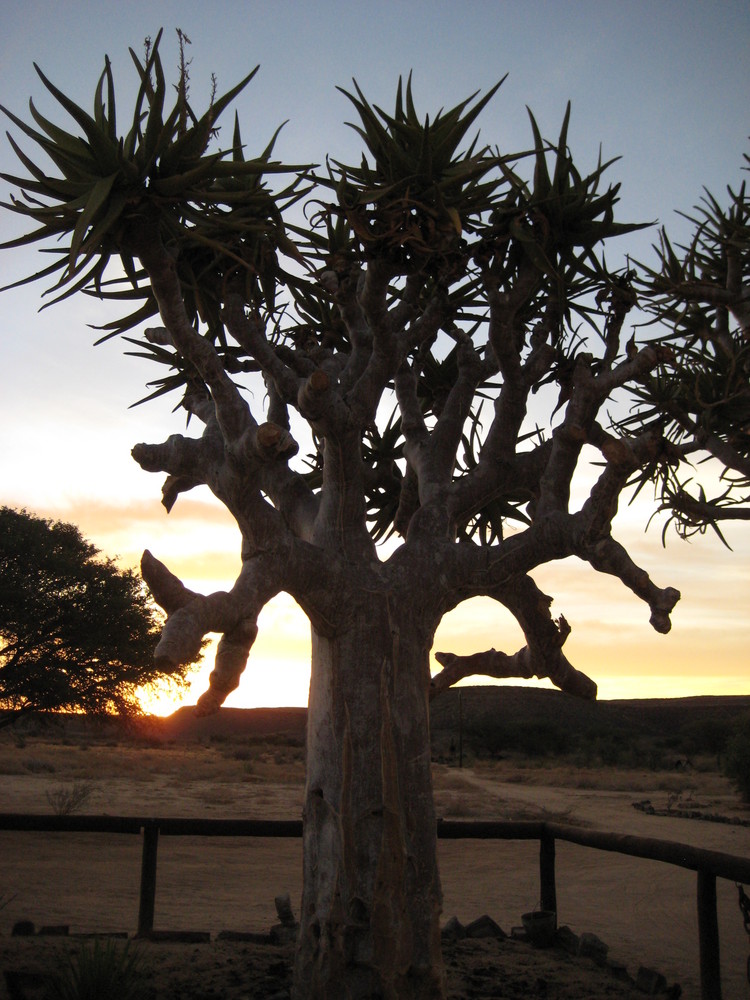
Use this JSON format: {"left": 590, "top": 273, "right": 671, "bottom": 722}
{"left": 723, "top": 714, "right": 750, "bottom": 802}
{"left": 681, "top": 718, "right": 732, "bottom": 760}
{"left": 46, "top": 781, "right": 95, "bottom": 815}
{"left": 23, "top": 757, "right": 56, "bottom": 774}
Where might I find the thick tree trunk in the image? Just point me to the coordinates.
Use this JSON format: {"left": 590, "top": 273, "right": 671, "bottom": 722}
{"left": 293, "top": 595, "right": 444, "bottom": 999}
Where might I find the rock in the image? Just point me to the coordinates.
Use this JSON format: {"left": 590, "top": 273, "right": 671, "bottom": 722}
{"left": 270, "top": 923, "right": 298, "bottom": 946}
{"left": 217, "top": 930, "right": 273, "bottom": 944}
{"left": 143, "top": 930, "right": 211, "bottom": 943}
{"left": 555, "top": 925, "right": 579, "bottom": 955}
{"left": 636, "top": 966, "right": 668, "bottom": 994}
{"left": 11, "top": 920, "right": 35, "bottom": 936}
{"left": 441, "top": 915, "right": 466, "bottom": 940}
{"left": 577, "top": 931, "right": 608, "bottom": 965}
{"left": 274, "top": 893, "right": 297, "bottom": 928}
{"left": 464, "top": 914, "right": 506, "bottom": 939}
{"left": 271, "top": 893, "right": 299, "bottom": 944}
{"left": 607, "top": 959, "right": 633, "bottom": 984}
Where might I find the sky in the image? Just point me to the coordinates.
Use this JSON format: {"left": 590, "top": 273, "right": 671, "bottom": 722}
{"left": 1, "top": 1, "right": 749, "bottom": 712}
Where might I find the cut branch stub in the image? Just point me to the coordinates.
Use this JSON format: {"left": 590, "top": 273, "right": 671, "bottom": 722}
{"left": 255, "top": 421, "right": 299, "bottom": 460}
{"left": 298, "top": 369, "right": 332, "bottom": 420}
{"left": 141, "top": 549, "right": 196, "bottom": 614}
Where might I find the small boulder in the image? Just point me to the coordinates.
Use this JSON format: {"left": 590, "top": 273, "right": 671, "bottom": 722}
{"left": 441, "top": 916, "right": 466, "bottom": 940}
{"left": 636, "top": 966, "right": 668, "bottom": 995}
{"left": 271, "top": 892, "right": 299, "bottom": 944}
{"left": 464, "top": 914, "right": 506, "bottom": 940}
{"left": 11, "top": 920, "right": 35, "bottom": 937}
{"left": 274, "top": 893, "right": 297, "bottom": 928}
{"left": 555, "top": 925, "right": 579, "bottom": 955}
{"left": 577, "top": 931, "right": 608, "bottom": 965}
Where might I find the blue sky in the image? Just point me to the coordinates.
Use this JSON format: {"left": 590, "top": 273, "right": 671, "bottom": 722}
{"left": 1, "top": 1, "right": 749, "bottom": 709}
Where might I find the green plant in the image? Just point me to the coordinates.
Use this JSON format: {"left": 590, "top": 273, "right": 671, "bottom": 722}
{"left": 50, "top": 939, "right": 150, "bottom": 1000}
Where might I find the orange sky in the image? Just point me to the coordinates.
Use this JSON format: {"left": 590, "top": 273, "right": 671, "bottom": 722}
{"left": 24, "top": 487, "right": 748, "bottom": 715}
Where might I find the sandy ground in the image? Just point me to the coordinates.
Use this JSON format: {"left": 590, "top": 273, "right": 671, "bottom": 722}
{"left": 0, "top": 737, "right": 748, "bottom": 998}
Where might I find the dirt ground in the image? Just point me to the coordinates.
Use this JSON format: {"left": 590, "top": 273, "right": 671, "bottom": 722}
{"left": 1, "top": 734, "right": 748, "bottom": 998}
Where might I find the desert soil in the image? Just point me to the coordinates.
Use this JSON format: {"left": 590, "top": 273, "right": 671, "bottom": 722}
{"left": 1, "top": 733, "right": 748, "bottom": 999}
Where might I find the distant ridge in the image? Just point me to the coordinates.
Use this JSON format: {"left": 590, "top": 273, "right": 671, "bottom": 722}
{"left": 429, "top": 686, "right": 750, "bottom": 754}
{"left": 154, "top": 705, "right": 307, "bottom": 741}
{"left": 14, "top": 687, "right": 747, "bottom": 748}
{"left": 136, "top": 687, "right": 750, "bottom": 750}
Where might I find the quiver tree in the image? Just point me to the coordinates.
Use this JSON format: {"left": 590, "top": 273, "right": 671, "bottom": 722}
{"left": 625, "top": 151, "right": 750, "bottom": 544}
{"left": 2, "top": 31, "right": 748, "bottom": 998}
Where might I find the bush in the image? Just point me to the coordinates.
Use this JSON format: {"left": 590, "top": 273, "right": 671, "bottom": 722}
{"left": 46, "top": 781, "right": 95, "bottom": 815}
{"left": 678, "top": 718, "right": 732, "bottom": 758}
{"left": 23, "top": 757, "right": 56, "bottom": 774}
{"left": 50, "top": 939, "right": 149, "bottom": 1000}
{"left": 723, "top": 714, "right": 750, "bottom": 802}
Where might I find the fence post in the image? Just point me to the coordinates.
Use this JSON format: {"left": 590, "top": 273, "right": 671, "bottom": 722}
{"left": 539, "top": 828, "right": 557, "bottom": 919}
{"left": 697, "top": 868, "right": 721, "bottom": 1000}
{"left": 137, "top": 821, "right": 159, "bottom": 936}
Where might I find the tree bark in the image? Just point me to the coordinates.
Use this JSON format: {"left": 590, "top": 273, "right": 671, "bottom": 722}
{"left": 294, "top": 591, "right": 444, "bottom": 1000}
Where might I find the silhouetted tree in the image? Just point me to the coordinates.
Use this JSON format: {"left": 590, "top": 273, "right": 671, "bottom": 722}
{"left": 0, "top": 507, "right": 189, "bottom": 727}
{"left": 1, "top": 31, "right": 747, "bottom": 997}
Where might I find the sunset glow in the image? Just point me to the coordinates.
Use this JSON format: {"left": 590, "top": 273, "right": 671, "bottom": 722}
{"left": 1, "top": 2, "right": 748, "bottom": 713}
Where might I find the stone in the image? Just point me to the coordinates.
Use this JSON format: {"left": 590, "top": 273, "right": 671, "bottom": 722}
{"left": 464, "top": 914, "right": 506, "bottom": 939}
{"left": 274, "top": 893, "right": 297, "bottom": 927}
{"left": 270, "top": 923, "right": 298, "bottom": 946}
{"left": 607, "top": 959, "right": 633, "bottom": 984}
{"left": 577, "top": 931, "right": 608, "bottom": 965}
{"left": 217, "top": 930, "right": 273, "bottom": 944}
{"left": 441, "top": 915, "right": 466, "bottom": 940}
{"left": 636, "top": 966, "right": 668, "bottom": 994}
{"left": 11, "top": 920, "right": 35, "bottom": 936}
{"left": 144, "top": 930, "right": 211, "bottom": 943}
{"left": 555, "top": 925, "right": 579, "bottom": 955}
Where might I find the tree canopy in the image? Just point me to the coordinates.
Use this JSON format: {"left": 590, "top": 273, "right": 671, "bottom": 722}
{"left": 0, "top": 506, "right": 190, "bottom": 726}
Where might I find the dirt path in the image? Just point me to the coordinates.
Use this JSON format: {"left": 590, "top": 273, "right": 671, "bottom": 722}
{"left": 440, "top": 767, "right": 750, "bottom": 998}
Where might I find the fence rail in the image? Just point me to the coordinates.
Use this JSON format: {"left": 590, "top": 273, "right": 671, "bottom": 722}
{"left": 2, "top": 812, "right": 748, "bottom": 1000}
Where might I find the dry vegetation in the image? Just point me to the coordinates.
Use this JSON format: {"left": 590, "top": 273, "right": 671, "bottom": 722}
{"left": 0, "top": 719, "right": 743, "bottom": 826}
{"left": 1, "top": 701, "right": 749, "bottom": 999}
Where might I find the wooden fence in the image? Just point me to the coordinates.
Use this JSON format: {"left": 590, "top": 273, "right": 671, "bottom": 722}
{"left": 2, "top": 812, "right": 748, "bottom": 1000}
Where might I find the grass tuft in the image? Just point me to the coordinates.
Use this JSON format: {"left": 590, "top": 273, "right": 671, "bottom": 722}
{"left": 50, "top": 939, "right": 150, "bottom": 1000}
